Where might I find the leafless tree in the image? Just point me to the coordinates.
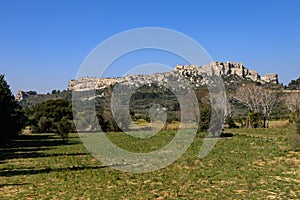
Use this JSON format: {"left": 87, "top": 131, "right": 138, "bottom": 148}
{"left": 260, "top": 89, "right": 279, "bottom": 128}
{"left": 284, "top": 92, "right": 300, "bottom": 126}
{"left": 234, "top": 84, "right": 278, "bottom": 128}
{"left": 234, "top": 85, "right": 262, "bottom": 113}
{"left": 285, "top": 92, "right": 300, "bottom": 112}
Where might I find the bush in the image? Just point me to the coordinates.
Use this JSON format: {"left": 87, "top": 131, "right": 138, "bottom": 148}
{"left": 245, "top": 112, "right": 263, "bottom": 128}
{"left": 225, "top": 116, "right": 239, "bottom": 128}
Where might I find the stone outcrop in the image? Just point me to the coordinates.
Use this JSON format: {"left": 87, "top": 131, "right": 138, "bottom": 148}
{"left": 175, "top": 61, "right": 278, "bottom": 84}
{"left": 16, "top": 90, "right": 29, "bottom": 101}
{"left": 260, "top": 74, "right": 278, "bottom": 84}
{"left": 68, "top": 77, "right": 120, "bottom": 91}
{"left": 68, "top": 61, "right": 279, "bottom": 91}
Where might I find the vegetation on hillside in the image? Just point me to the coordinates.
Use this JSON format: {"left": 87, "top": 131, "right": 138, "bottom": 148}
{"left": 287, "top": 76, "right": 300, "bottom": 90}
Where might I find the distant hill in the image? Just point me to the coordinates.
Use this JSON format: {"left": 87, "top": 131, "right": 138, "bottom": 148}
{"left": 17, "top": 61, "right": 292, "bottom": 117}
{"left": 16, "top": 90, "right": 72, "bottom": 108}
{"left": 68, "top": 61, "right": 280, "bottom": 91}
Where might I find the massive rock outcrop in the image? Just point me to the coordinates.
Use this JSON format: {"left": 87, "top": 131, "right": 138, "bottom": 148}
{"left": 68, "top": 61, "right": 279, "bottom": 91}
{"left": 16, "top": 90, "right": 29, "bottom": 101}
{"left": 174, "top": 61, "right": 278, "bottom": 84}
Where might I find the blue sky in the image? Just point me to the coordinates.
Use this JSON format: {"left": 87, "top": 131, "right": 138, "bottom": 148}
{"left": 0, "top": 0, "right": 299, "bottom": 94}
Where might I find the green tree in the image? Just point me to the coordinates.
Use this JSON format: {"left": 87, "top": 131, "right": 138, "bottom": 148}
{"left": 32, "top": 99, "right": 72, "bottom": 122}
{"left": 0, "top": 74, "right": 26, "bottom": 141}
{"left": 37, "top": 117, "right": 53, "bottom": 133}
{"left": 29, "top": 99, "right": 74, "bottom": 139}
{"left": 198, "top": 103, "right": 211, "bottom": 131}
{"left": 288, "top": 77, "right": 300, "bottom": 90}
{"left": 57, "top": 117, "right": 72, "bottom": 140}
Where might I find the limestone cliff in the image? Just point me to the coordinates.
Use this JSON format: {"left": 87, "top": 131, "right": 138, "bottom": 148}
{"left": 16, "top": 90, "right": 29, "bottom": 101}
{"left": 68, "top": 61, "right": 279, "bottom": 91}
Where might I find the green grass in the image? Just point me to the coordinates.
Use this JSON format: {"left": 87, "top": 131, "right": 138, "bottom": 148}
{"left": 0, "top": 128, "right": 299, "bottom": 199}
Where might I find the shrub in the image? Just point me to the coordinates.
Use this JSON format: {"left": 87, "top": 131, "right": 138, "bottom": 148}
{"left": 225, "top": 116, "right": 239, "bottom": 128}
{"left": 245, "top": 112, "right": 263, "bottom": 128}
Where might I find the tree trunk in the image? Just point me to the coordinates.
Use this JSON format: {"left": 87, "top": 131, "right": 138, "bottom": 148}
{"left": 263, "top": 116, "right": 266, "bottom": 128}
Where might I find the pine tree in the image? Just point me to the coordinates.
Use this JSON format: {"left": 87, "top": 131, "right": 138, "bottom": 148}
{"left": 0, "top": 74, "right": 26, "bottom": 141}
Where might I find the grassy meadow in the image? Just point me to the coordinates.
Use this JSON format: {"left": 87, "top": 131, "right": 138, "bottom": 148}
{"left": 0, "top": 128, "right": 299, "bottom": 199}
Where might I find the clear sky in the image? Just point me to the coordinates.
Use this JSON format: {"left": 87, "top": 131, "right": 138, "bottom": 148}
{"left": 0, "top": 0, "right": 299, "bottom": 95}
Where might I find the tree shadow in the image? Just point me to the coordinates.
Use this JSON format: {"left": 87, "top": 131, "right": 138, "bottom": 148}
{"left": 0, "top": 165, "right": 108, "bottom": 177}
{"left": 0, "top": 134, "right": 81, "bottom": 163}
{"left": 0, "top": 183, "right": 30, "bottom": 188}
{"left": 0, "top": 134, "right": 122, "bottom": 178}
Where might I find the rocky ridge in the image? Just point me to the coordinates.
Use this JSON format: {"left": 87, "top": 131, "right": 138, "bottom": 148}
{"left": 68, "top": 61, "right": 279, "bottom": 91}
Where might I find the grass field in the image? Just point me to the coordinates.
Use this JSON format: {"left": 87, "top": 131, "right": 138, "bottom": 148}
{"left": 0, "top": 128, "right": 299, "bottom": 199}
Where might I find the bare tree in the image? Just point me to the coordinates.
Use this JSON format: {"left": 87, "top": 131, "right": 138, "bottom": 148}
{"left": 234, "top": 84, "right": 278, "bottom": 128}
{"left": 284, "top": 92, "right": 300, "bottom": 126}
{"left": 285, "top": 92, "right": 300, "bottom": 112}
{"left": 234, "top": 85, "right": 262, "bottom": 113}
{"left": 260, "top": 89, "right": 278, "bottom": 128}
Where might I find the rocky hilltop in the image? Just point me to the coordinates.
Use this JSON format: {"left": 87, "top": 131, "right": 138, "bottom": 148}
{"left": 68, "top": 61, "right": 279, "bottom": 91}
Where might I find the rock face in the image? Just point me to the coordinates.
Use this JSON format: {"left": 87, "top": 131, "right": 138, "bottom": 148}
{"left": 16, "top": 90, "right": 29, "bottom": 101}
{"left": 261, "top": 74, "right": 278, "bottom": 84}
{"left": 68, "top": 61, "right": 279, "bottom": 91}
{"left": 68, "top": 77, "right": 120, "bottom": 91}
{"left": 174, "top": 62, "right": 278, "bottom": 84}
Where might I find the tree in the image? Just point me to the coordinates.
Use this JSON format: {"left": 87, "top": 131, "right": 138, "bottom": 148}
{"left": 57, "top": 117, "right": 72, "bottom": 140}
{"left": 234, "top": 85, "right": 262, "bottom": 113}
{"left": 0, "top": 74, "right": 26, "bottom": 140}
{"left": 29, "top": 99, "right": 74, "bottom": 139}
{"left": 285, "top": 92, "right": 300, "bottom": 124}
{"left": 288, "top": 77, "right": 300, "bottom": 90}
{"left": 198, "top": 103, "right": 211, "bottom": 131}
{"left": 37, "top": 117, "right": 53, "bottom": 133}
{"left": 285, "top": 92, "right": 300, "bottom": 148}
{"left": 32, "top": 99, "right": 72, "bottom": 122}
{"left": 285, "top": 92, "right": 300, "bottom": 112}
{"left": 260, "top": 89, "right": 278, "bottom": 128}
{"left": 234, "top": 84, "right": 278, "bottom": 128}
{"left": 51, "top": 89, "right": 60, "bottom": 95}
{"left": 27, "top": 90, "right": 37, "bottom": 95}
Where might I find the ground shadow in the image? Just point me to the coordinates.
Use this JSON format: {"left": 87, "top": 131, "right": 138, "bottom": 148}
{"left": 0, "top": 134, "right": 82, "bottom": 163}
{"left": 0, "top": 183, "right": 30, "bottom": 188}
{"left": 0, "top": 165, "right": 108, "bottom": 177}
